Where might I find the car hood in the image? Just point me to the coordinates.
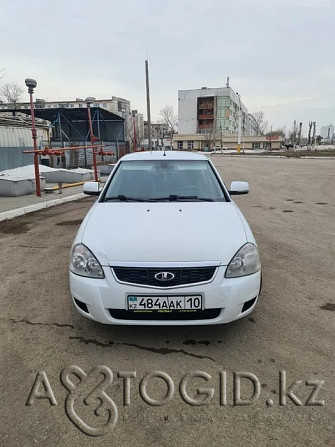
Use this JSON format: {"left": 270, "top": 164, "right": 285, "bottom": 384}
{"left": 81, "top": 202, "right": 247, "bottom": 265}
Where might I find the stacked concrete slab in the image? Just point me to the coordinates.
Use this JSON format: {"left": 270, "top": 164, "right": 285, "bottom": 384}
{"left": 0, "top": 165, "right": 98, "bottom": 196}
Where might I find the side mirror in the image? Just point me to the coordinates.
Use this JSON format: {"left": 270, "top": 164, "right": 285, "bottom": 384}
{"left": 229, "top": 181, "right": 249, "bottom": 195}
{"left": 83, "top": 182, "right": 101, "bottom": 196}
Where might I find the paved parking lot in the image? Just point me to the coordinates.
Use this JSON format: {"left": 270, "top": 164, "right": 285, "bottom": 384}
{"left": 1, "top": 157, "right": 334, "bottom": 446}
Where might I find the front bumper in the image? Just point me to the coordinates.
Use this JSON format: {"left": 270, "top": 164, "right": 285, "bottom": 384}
{"left": 69, "top": 266, "right": 261, "bottom": 325}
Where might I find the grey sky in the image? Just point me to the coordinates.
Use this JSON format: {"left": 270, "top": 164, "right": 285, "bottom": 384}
{"left": 1, "top": 0, "right": 334, "bottom": 134}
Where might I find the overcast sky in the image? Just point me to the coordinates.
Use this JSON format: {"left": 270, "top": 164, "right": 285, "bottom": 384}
{"left": 1, "top": 0, "right": 334, "bottom": 134}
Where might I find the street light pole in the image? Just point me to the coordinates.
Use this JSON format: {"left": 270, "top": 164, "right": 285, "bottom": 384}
{"left": 145, "top": 60, "right": 152, "bottom": 151}
{"left": 85, "top": 97, "right": 98, "bottom": 182}
{"left": 25, "top": 78, "right": 41, "bottom": 197}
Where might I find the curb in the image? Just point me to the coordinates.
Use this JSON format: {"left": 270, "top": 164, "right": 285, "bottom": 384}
{"left": 0, "top": 193, "right": 86, "bottom": 222}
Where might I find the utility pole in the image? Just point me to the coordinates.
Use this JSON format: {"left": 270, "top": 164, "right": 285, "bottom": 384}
{"left": 145, "top": 60, "right": 152, "bottom": 151}
{"left": 293, "top": 120, "right": 296, "bottom": 145}
{"left": 237, "top": 93, "right": 241, "bottom": 154}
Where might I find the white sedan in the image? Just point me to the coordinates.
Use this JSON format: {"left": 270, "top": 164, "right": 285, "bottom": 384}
{"left": 69, "top": 151, "right": 261, "bottom": 325}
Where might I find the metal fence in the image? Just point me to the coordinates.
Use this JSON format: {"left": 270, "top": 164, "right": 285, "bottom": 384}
{"left": 0, "top": 147, "right": 34, "bottom": 171}
{"left": 0, "top": 141, "right": 130, "bottom": 172}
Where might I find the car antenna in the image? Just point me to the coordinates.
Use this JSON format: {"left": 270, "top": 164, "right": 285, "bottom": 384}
{"left": 163, "top": 147, "right": 166, "bottom": 156}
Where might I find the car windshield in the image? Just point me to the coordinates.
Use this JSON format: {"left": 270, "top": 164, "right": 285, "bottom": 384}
{"left": 102, "top": 160, "right": 227, "bottom": 202}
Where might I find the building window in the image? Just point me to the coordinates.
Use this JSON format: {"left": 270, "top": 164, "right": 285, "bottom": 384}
{"left": 103, "top": 103, "right": 107, "bottom": 108}
{"left": 252, "top": 142, "right": 260, "bottom": 149}
{"left": 187, "top": 141, "right": 194, "bottom": 150}
{"left": 79, "top": 103, "right": 82, "bottom": 108}
{"left": 177, "top": 141, "right": 183, "bottom": 150}
{"left": 70, "top": 104, "right": 74, "bottom": 108}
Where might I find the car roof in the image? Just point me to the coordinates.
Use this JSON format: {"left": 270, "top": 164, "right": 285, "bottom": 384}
{"left": 120, "top": 150, "right": 209, "bottom": 162}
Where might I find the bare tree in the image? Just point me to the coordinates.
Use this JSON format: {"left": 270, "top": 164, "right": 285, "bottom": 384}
{"left": 253, "top": 111, "right": 269, "bottom": 135}
{"left": 159, "top": 105, "right": 178, "bottom": 135}
{"left": 0, "top": 82, "right": 24, "bottom": 108}
{"left": 0, "top": 67, "right": 5, "bottom": 81}
{"left": 266, "top": 127, "right": 286, "bottom": 138}
{"left": 205, "top": 127, "right": 217, "bottom": 151}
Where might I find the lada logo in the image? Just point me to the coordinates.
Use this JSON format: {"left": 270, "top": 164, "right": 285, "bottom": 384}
{"left": 154, "top": 272, "right": 175, "bottom": 281}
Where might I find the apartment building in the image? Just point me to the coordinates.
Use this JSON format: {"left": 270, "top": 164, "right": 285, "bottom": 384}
{"left": 178, "top": 86, "right": 249, "bottom": 135}
{"left": 175, "top": 86, "right": 272, "bottom": 150}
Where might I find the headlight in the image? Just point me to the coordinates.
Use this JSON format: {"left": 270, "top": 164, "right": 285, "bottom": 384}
{"left": 70, "top": 244, "right": 105, "bottom": 278}
{"left": 225, "top": 243, "right": 261, "bottom": 278}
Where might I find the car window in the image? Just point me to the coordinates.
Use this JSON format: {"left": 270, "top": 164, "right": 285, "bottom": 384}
{"left": 102, "top": 160, "right": 227, "bottom": 202}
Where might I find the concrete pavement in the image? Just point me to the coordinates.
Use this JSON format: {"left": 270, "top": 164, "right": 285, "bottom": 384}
{"left": 1, "top": 157, "right": 334, "bottom": 446}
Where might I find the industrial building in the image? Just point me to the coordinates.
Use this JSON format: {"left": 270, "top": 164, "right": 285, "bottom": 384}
{"left": 0, "top": 96, "right": 142, "bottom": 147}
{"left": 0, "top": 107, "right": 127, "bottom": 170}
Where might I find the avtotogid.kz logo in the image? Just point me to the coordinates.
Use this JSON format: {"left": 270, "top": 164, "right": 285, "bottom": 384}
{"left": 26, "top": 367, "right": 325, "bottom": 437}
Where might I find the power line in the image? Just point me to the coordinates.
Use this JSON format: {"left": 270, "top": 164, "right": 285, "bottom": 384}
{"left": 250, "top": 92, "right": 335, "bottom": 110}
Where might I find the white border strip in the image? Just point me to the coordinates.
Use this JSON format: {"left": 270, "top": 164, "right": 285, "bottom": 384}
{"left": 0, "top": 193, "right": 86, "bottom": 222}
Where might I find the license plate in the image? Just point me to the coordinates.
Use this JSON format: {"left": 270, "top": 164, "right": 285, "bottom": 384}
{"left": 127, "top": 295, "right": 202, "bottom": 311}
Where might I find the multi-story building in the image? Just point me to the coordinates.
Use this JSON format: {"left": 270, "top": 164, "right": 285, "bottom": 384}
{"left": 320, "top": 125, "right": 334, "bottom": 143}
{"left": 128, "top": 110, "right": 144, "bottom": 148}
{"left": 175, "top": 86, "right": 280, "bottom": 150}
{"left": 178, "top": 86, "right": 248, "bottom": 136}
{"left": 247, "top": 113, "right": 258, "bottom": 136}
{"left": 142, "top": 122, "right": 171, "bottom": 148}
{"left": 144, "top": 122, "right": 170, "bottom": 139}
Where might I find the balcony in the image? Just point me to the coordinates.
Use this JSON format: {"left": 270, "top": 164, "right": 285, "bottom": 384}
{"left": 198, "top": 114, "right": 214, "bottom": 119}
{"left": 198, "top": 124, "right": 214, "bottom": 130}
{"left": 198, "top": 103, "right": 214, "bottom": 110}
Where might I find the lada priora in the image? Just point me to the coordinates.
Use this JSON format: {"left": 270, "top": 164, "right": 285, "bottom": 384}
{"left": 69, "top": 151, "right": 261, "bottom": 325}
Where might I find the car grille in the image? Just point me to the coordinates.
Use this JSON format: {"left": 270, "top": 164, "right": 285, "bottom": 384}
{"left": 108, "top": 309, "right": 221, "bottom": 321}
{"left": 112, "top": 266, "right": 217, "bottom": 287}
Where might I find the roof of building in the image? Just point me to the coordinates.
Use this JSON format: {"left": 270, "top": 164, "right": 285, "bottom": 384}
{"left": 0, "top": 114, "right": 49, "bottom": 129}
{"left": 0, "top": 107, "right": 124, "bottom": 123}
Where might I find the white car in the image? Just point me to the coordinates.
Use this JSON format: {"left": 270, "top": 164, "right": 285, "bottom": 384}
{"left": 69, "top": 151, "right": 261, "bottom": 325}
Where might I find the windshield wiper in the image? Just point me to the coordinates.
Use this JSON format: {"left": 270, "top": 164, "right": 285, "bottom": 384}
{"left": 149, "top": 195, "right": 214, "bottom": 202}
{"left": 103, "top": 195, "right": 145, "bottom": 202}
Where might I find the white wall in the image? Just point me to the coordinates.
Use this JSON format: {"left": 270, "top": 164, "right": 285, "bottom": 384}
{"left": 0, "top": 126, "right": 48, "bottom": 147}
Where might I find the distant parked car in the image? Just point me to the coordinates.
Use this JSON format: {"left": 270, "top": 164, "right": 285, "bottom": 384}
{"left": 69, "top": 151, "right": 261, "bottom": 326}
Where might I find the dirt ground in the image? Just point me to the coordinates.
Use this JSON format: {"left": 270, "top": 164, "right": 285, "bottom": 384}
{"left": 0, "top": 156, "right": 334, "bottom": 446}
